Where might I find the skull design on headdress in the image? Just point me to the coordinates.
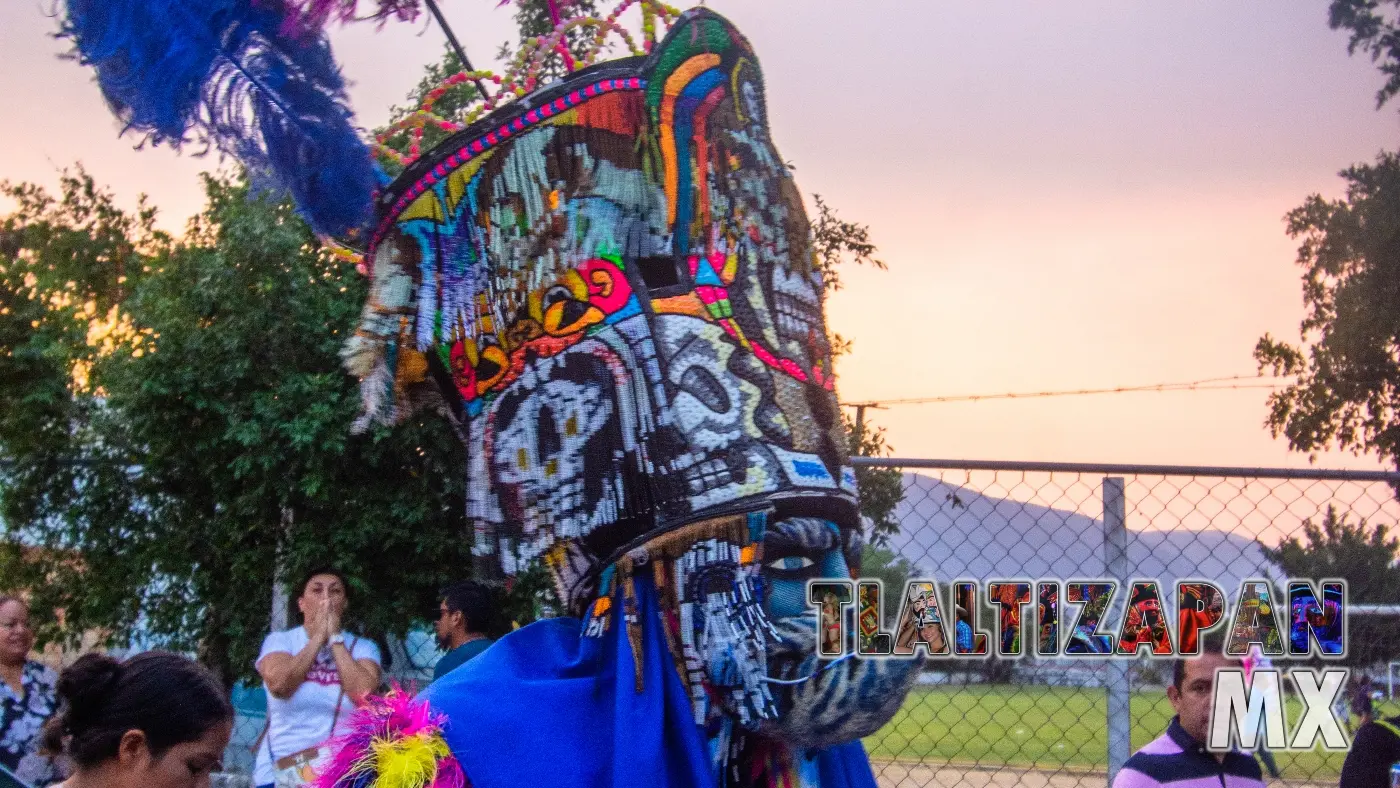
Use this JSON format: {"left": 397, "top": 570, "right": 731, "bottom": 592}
{"left": 346, "top": 7, "right": 916, "bottom": 773}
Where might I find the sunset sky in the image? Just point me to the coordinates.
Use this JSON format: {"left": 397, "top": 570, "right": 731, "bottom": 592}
{"left": 2, "top": 1, "right": 1397, "bottom": 471}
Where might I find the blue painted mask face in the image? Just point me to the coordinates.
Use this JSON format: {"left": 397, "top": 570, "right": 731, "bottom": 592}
{"left": 754, "top": 517, "right": 920, "bottom": 750}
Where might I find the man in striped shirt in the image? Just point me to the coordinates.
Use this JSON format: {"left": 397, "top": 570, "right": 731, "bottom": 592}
{"left": 1112, "top": 643, "right": 1266, "bottom": 787}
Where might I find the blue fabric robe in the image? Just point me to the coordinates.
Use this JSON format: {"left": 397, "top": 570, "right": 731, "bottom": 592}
{"left": 422, "top": 575, "right": 878, "bottom": 788}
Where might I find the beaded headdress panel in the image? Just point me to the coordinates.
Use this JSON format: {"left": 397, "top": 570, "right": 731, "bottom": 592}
{"left": 345, "top": 9, "right": 858, "bottom": 608}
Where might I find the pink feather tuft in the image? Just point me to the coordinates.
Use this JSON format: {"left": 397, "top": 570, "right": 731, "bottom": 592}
{"left": 382, "top": 685, "right": 443, "bottom": 737}
{"left": 314, "top": 739, "right": 362, "bottom": 788}
{"left": 429, "top": 752, "right": 466, "bottom": 788}
{"left": 313, "top": 687, "right": 461, "bottom": 788}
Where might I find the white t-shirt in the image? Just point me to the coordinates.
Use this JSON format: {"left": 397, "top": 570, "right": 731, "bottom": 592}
{"left": 254, "top": 627, "right": 382, "bottom": 786}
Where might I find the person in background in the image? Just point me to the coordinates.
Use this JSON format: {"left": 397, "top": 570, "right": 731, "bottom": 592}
{"left": 818, "top": 592, "right": 842, "bottom": 655}
{"left": 1111, "top": 634, "right": 1264, "bottom": 788}
{"left": 1351, "top": 675, "right": 1376, "bottom": 731}
{"left": 1339, "top": 711, "right": 1400, "bottom": 788}
{"left": 431, "top": 581, "right": 498, "bottom": 682}
{"left": 955, "top": 605, "right": 974, "bottom": 653}
{"left": 0, "top": 596, "right": 60, "bottom": 786}
{"left": 956, "top": 584, "right": 980, "bottom": 653}
{"left": 1338, "top": 674, "right": 1353, "bottom": 731}
{"left": 1241, "top": 645, "right": 1281, "bottom": 780}
{"left": 41, "top": 652, "right": 232, "bottom": 788}
{"left": 893, "top": 584, "right": 948, "bottom": 655}
{"left": 255, "top": 568, "right": 381, "bottom": 788}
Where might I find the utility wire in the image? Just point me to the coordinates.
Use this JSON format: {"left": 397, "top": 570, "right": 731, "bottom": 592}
{"left": 3, "top": 376, "right": 1288, "bottom": 467}
{"left": 842, "top": 374, "right": 1286, "bottom": 408}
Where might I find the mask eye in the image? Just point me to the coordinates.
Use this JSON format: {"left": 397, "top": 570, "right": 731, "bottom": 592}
{"left": 766, "top": 556, "right": 814, "bottom": 572}
{"left": 541, "top": 284, "right": 574, "bottom": 310}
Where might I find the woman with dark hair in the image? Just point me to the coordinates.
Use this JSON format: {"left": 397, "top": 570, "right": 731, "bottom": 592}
{"left": 0, "top": 595, "right": 59, "bottom": 785}
{"left": 254, "top": 568, "right": 380, "bottom": 788}
{"left": 41, "top": 652, "right": 232, "bottom": 788}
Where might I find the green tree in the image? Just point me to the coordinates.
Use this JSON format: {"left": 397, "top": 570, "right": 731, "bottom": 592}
{"left": 1254, "top": 152, "right": 1400, "bottom": 465}
{"left": 0, "top": 172, "right": 472, "bottom": 686}
{"left": 1329, "top": 0, "right": 1400, "bottom": 110}
{"left": 0, "top": 169, "right": 166, "bottom": 651}
{"left": 845, "top": 413, "right": 903, "bottom": 547}
{"left": 1259, "top": 506, "right": 1400, "bottom": 666}
{"left": 0, "top": 171, "right": 154, "bottom": 477}
{"left": 1250, "top": 0, "right": 1400, "bottom": 669}
{"left": 1254, "top": 1, "right": 1400, "bottom": 467}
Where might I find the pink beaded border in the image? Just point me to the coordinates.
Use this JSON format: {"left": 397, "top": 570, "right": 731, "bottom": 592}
{"left": 366, "top": 76, "right": 647, "bottom": 265}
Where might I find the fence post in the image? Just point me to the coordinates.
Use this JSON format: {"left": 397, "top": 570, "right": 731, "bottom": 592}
{"left": 1103, "top": 477, "right": 1130, "bottom": 786}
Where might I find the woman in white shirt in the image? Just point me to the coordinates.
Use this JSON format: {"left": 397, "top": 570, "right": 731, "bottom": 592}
{"left": 254, "top": 568, "right": 382, "bottom": 788}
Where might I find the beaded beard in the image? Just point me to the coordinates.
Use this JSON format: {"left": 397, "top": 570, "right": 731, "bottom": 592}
{"left": 588, "top": 513, "right": 778, "bottom": 742}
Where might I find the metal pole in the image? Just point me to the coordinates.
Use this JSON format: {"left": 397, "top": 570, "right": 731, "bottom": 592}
{"left": 1103, "top": 477, "right": 1131, "bottom": 786}
{"left": 422, "top": 0, "right": 494, "bottom": 102}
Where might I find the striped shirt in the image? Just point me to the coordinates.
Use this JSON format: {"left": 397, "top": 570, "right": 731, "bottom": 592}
{"left": 1111, "top": 717, "right": 1265, "bottom": 788}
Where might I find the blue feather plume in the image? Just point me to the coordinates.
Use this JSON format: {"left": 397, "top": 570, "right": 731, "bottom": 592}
{"left": 61, "top": 0, "right": 375, "bottom": 237}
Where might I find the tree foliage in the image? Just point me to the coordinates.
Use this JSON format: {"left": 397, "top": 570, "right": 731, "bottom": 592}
{"left": 1259, "top": 506, "right": 1400, "bottom": 666}
{"left": 1254, "top": 2, "right": 1400, "bottom": 467}
{"left": 1255, "top": 153, "right": 1400, "bottom": 464}
{"left": 811, "top": 194, "right": 885, "bottom": 294}
{"left": 0, "top": 171, "right": 471, "bottom": 686}
{"left": 844, "top": 413, "right": 903, "bottom": 547}
{"left": 378, "top": 0, "right": 601, "bottom": 178}
{"left": 1329, "top": 0, "right": 1400, "bottom": 110}
{"left": 1250, "top": 1, "right": 1400, "bottom": 668}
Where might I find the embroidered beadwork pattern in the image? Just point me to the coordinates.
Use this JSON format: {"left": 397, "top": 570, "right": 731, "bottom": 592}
{"left": 346, "top": 9, "right": 860, "bottom": 600}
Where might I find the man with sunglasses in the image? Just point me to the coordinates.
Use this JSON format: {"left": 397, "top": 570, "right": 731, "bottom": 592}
{"left": 431, "top": 582, "right": 499, "bottom": 683}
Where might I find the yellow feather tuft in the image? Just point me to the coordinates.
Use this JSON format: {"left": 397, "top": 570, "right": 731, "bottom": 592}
{"left": 369, "top": 734, "right": 449, "bottom": 788}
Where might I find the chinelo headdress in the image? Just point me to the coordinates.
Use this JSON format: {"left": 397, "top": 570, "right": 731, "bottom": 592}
{"left": 348, "top": 4, "right": 860, "bottom": 610}
{"left": 63, "top": 3, "right": 917, "bottom": 786}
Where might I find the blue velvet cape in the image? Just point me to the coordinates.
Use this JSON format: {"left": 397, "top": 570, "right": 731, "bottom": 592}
{"left": 421, "top": 576, "right": 878, "bottom": 788}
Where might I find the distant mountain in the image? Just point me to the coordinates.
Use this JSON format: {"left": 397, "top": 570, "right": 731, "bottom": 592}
{"left": 886, "top": 473, "right": 1280, "bottom": 593}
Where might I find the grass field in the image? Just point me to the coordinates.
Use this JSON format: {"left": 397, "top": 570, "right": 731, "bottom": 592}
{"left": 863, "top": 684, "right": 1400, "bottom": 781}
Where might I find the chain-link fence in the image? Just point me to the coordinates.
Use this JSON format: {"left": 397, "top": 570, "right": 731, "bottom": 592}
{"left": 222, "top": 458, "right": 1400, "bottom": 788}
{"left": 854, "top": 458, "right": 1400, "bottom": 788}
